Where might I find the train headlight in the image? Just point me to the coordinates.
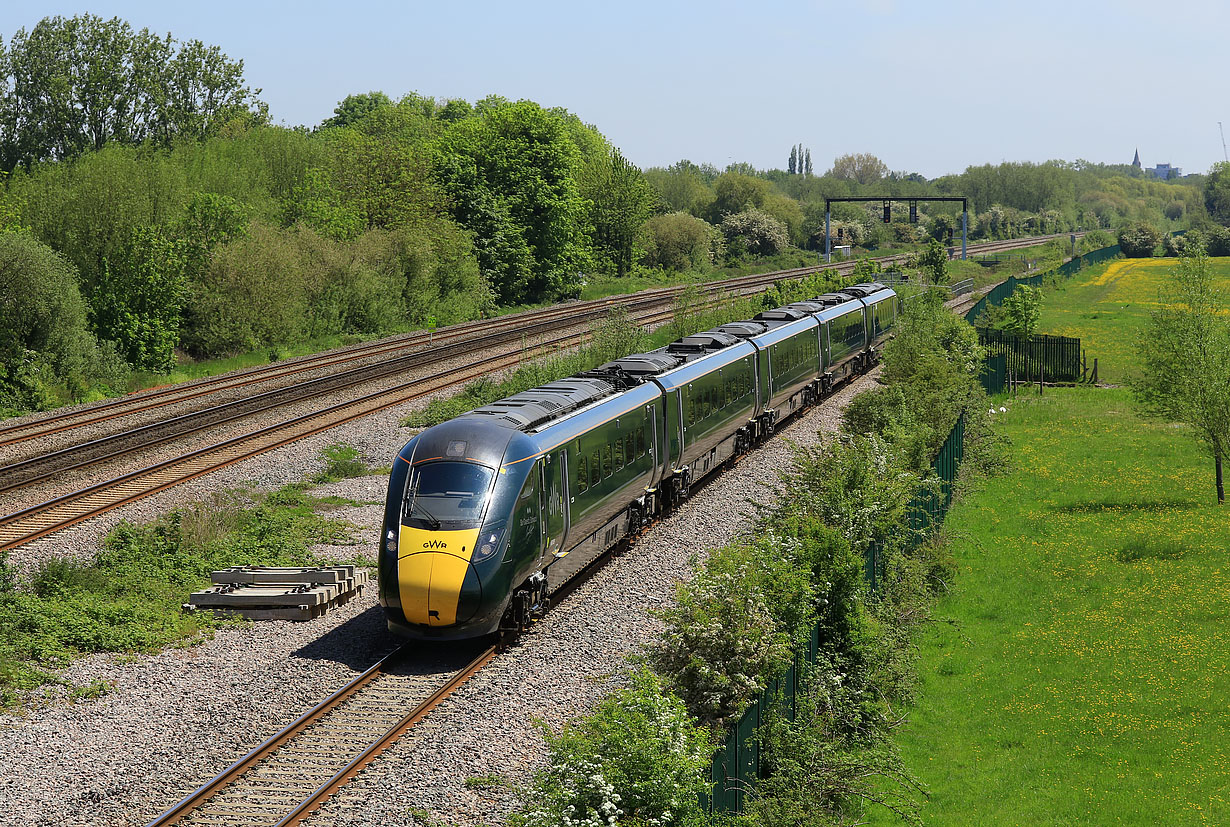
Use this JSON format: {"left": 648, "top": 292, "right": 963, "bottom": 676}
{"left": 385, "top": 530, "right": 397, "bottom": 553}
{"left": 472, "top": 529, "right": 504, "bottom": 563}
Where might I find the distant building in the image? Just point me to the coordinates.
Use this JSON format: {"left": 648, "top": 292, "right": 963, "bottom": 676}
{"left": 1147, "top": 163, "right": 1182, "bottom": 180}
{"left": 1132, "top": 148, "right": 1141, "bottom": 169}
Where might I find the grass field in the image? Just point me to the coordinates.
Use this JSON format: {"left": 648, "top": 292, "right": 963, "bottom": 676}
{"left": 1036, "top": 257, "right": 1230, "bottom": 384}
{"left": 876, "top": 387, "right": 1230, "bottom": 825}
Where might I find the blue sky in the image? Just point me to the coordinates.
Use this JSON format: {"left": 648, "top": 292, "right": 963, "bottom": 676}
{"left": 3, "top": 1, "right": 1227, "bottom": 178}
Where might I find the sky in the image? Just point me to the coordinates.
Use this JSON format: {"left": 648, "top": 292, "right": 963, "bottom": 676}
{"left": 3, "top": 0, "right": 1227, "bottom": 178}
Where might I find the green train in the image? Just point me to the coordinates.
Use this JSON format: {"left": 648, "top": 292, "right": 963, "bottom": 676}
{"left": 379, "top": 283, "right": 899, "bottom": 639}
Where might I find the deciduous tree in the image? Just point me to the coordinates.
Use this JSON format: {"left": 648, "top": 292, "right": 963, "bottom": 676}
{"left": 829, "top": 152, "right": 888, "bottom": 185}
{"left": 1133, "top": 248, "right": 1230, "bottom": 503}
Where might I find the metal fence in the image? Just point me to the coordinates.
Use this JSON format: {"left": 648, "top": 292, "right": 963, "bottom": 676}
{"left": 963, "top": 243, "right": 1122, "bottom": 324}
{"left": 705, "top": 413, "right": 966, "bottom": 813}
{"left": 977, "top": 328, "right": 1082, "bottom": 383}
{"left": 981, "top": 353, "right": 1008, "bottom": 395}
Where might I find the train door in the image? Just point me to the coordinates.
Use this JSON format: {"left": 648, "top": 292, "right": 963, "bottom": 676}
{"left": 509, "top": 460, "right": 544, "bottom": 569}
{"left": 542, "top": 450, "right": 567, "bottom": 560}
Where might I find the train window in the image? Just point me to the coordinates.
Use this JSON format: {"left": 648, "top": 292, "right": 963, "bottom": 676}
{"left": 624, "top": 433, "right": 634, "bottom": 465}
{"left": 614, "top": 436, "right": 625, "bottom": 470}
{"left": 576, "top": 454, "right": 588, "bottom": 493}
{"left": 636, "top": 426, "right": 646, "bottom": 457}
{"left": 603, "top": 443, "right": 613, "bottom": 477}
{"left": 590, "top": 449, "right": 602, "bottom": 488}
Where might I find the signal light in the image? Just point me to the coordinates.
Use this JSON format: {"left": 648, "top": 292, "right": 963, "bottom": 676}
{"left": 837, "top": 227, "right": 844, "bottom": 240}
{"left": 909, "top": 201, "right": 918, "bottom": 223}
{"left": 883, "top": 202, "right": 891, "bottom": 223}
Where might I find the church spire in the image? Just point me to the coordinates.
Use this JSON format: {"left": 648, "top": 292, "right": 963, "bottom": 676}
{"left": 1132, "top": 148, "right": 1141, "bottom": 168}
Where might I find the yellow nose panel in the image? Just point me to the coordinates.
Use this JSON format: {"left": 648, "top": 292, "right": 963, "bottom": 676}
{"left": 397, "top": 526, "right": 478, "bottom": 626}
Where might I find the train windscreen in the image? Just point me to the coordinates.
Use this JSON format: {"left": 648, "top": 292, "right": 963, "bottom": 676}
{"left": 402, "top": 462, "right": 494, "bottom": 529}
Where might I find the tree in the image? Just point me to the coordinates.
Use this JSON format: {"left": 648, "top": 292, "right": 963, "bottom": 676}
{"left": 788, "top": 145, "right": 798, "bottom": 175}
{"left": 1133, "top": 248, "right": 1230, "bottom": 503}
{"left": 0, "top": 233, "right": 113, "bottom": 407}
{"left": 916, "top": 238, "right": 949, "bottom": 283}
{"left": 721, "top": 208, "right": 788, "bottom": 258}
{"left": 320, "top": 91, "right": 392, "bottom": 129}
{"left": 641, "top": 212, "right": 721, "bottom": 272}
{"left": 1001, "top": 285, "right": 1042, "bottom": 336}
{"left": 1118, "top": 221, "right": 1162, "bottom": 257}
{"left": 433, "top": 101, "right": 588, "bottom": 303}
{"left": 92, "top": 226, "right": 188, "bottom": 371}
{"left": 829, "top": 152, "right": 888, "bottom": 185}
{"left": 588, "top": 148, "right": 654, "bottom": 277}
{"left": 804, "top": 147, "right": 813, "bottom": 176}
{"left": 1204, "top": 162, "right": 1230, "bottom": 225}
{"left": 0, "top": 14, "right": 265, "bottom": 169}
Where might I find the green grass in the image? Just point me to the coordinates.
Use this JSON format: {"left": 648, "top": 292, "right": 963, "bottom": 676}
{"left": 1036, "top": 257, "right": 1230, "bottom": 384}
{"left": 873, "top": 387, "right": 1230, "bottom": 825}
{"left": 0, "top": 473, "right": 368, "bottom": 706}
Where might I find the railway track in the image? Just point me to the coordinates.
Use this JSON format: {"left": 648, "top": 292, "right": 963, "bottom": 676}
{"left": 0, "top": 231, "right": 1074, "bottom": 460}
{"left": 145, "top": 642, "right": 496, "bottom": 827}
{"left": 0, "top": 303, "right": 686, "bottom": 551}
{"left": 120, "top": 233, "right": 1085, "bottom": 825}
{"left": 0, "top": 232, "right": 1080, "bottom": 553}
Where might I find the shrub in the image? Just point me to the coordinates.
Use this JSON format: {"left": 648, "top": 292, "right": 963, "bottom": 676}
{"left": 0, "top": 232, "right": 126, "bottom": 409}
{"left": 641, "top": 212, "right": 721, "bottom": 272}
{"left": 314, "top": 443, "right": 370, "bottom": 483}
{"left": 1206, "top": 225, "right": 1230, "bottom": 256}
{"left": 721, "top": 209, "right": 788, "bottom": 259}
{"left": 514, "top": 669, "right": 713, "bottom": 827}
{"left": 646, "top": 544, "right": 798, "bottom": 728}
{"left": 1117, "top": 221, "right": 1162, "bottom": 258}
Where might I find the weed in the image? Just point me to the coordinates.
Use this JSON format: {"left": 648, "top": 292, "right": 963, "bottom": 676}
{"left": 464, "top": 773, "right": 508, "bottom": 791}
{"left": 68, "top": 680, "right": 111, "bottom": 702}
{"left": 314, "top": 444, "right": 370, "bottom": 483}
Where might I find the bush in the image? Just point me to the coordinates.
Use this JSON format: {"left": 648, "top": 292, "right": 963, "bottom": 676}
{"left": 314, "top": 443, "right": 370, "bottom": 483}
{"left": 646, "top": 542, "right": 812, "bottom": 728}
{"left": 0, "top": 232, "right": 127, "bottom": 409}
{"left": 721, "top": 208, "right": 789, "bottom": 259}
{"left": 1117, "top": 221, "right": 1162, "bottom": 258}
{"left": 744, "top": 663, "right": 924, "bottom": 826}
{"left": 514, "top": 669, "right": 713, "bottom": 827}
{"left": 1207, "top": 226, "right": 1230, "bottom": 257}
{"left": 640, "top": 212, "right": 721, "bottom": 272}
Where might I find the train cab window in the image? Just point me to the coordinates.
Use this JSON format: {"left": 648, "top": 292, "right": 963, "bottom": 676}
{"left": 576, "top": 455, "right": 588, "bottom": 493}
{"left": 614, "top": 437, "right": 625, "bottom": 471}
{"left": 636, "top": 426, "right": 646, "bottom": 457}
{"left": 590, "top": 449, "right": 602, "bottom": 488}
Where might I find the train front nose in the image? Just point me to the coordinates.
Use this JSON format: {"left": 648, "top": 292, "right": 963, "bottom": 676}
{"left": 397, "top": 527, "right": 483, "bottom": 626}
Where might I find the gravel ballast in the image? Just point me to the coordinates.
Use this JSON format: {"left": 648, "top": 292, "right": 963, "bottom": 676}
{"left": 0, "top": 366, "right": 878, "bottom": 827}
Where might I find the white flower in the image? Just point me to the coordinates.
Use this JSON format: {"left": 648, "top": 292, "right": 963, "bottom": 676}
{"left": 999, "top": 406, "right": 1007, "bottom": 413}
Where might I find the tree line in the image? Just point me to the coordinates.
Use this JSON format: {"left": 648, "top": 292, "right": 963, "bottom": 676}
{"left": 0, "top": 13, "right": 1215, "bottom": 417}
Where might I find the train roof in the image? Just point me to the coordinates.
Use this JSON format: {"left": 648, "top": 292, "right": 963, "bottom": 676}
{"left": 460, "top": 377, "right": 617, "bottom": 431}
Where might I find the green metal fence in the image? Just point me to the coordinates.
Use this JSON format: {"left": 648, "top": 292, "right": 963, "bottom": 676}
{"left": 981, "top": 353, "right": 1008, "bottom": 395}
{"left": 706, "top": 413, "right": 967, "bottom": 813}
{"left": 978, "top": 328, "right": 1083, "bottom": 383}
{"left": 963, "top": 243, "right": 1121, "bottom": 324}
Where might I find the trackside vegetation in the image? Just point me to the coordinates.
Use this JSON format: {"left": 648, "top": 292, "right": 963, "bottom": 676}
{"left": 0, "top": 13, "right": 1208, "bottom": 417}
{"left": 0, "top": 444, "right": 373, "bottom": 706}
{"left": 510, "top": 291, "right": 1000, "bottom": 826}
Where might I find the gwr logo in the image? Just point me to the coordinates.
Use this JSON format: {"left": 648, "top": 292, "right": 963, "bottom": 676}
{"left": 422, "top": 540, "right": 448, "bottom": 549}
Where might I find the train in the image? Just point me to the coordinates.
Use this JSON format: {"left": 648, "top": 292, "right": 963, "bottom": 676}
{"left": 378, "top": 282, "right": 900, "bottom": 639}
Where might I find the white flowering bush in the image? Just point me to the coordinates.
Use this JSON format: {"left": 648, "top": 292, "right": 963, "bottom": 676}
{"left": 513, "top": 669, "right": 712, "bottom": 827}
{"left": 646, "top": 542, "right": 813, "bottom": 728}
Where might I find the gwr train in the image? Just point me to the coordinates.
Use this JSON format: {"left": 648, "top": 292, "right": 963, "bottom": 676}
{"left": 378, "top": 282, "right": 899, "bottom": 639}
